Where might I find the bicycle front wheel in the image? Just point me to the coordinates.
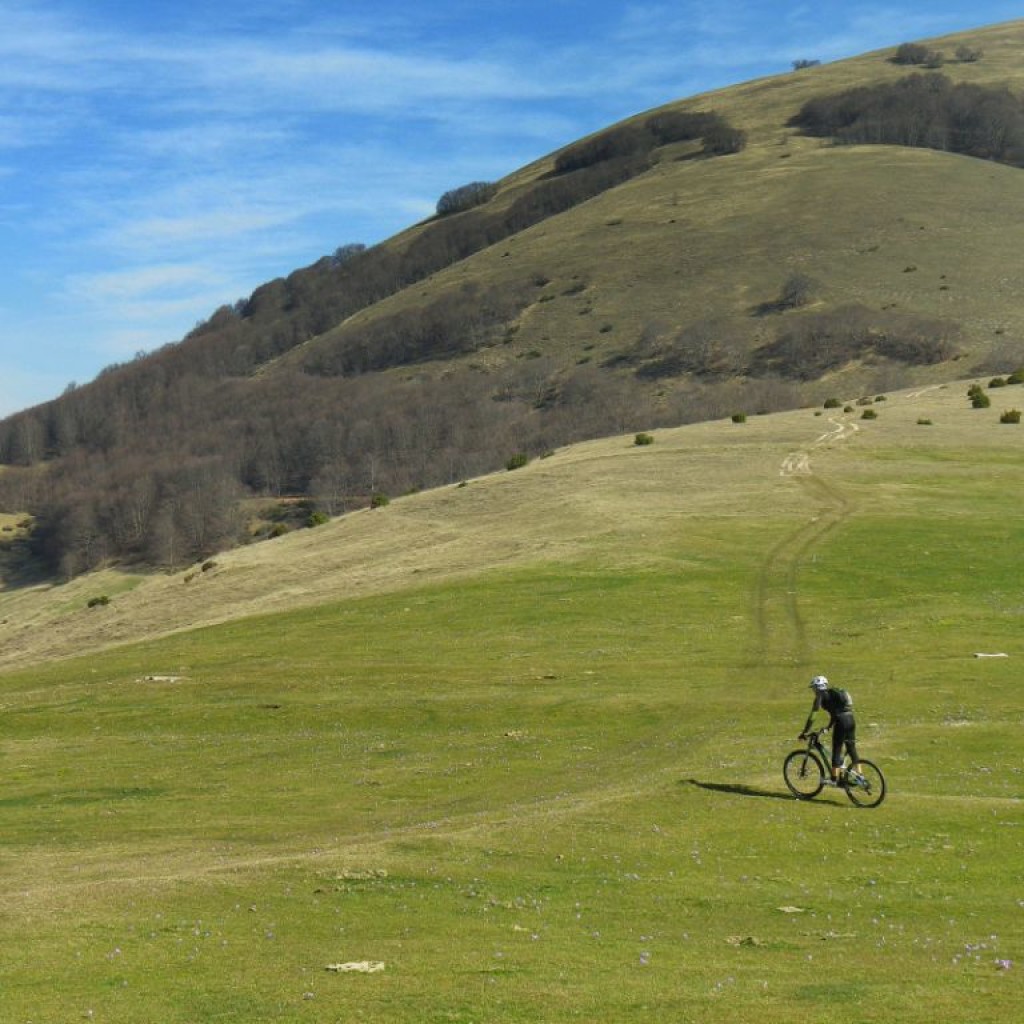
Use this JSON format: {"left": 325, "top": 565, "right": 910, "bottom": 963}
{"left": 783, "top": 749, "right": 826, "bottom": 799}
{"left": 845, "top": 760, "right": 886, "bottom": 808}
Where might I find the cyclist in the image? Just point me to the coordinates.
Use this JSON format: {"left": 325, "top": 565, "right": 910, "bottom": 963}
{"left": 799, "top": 675, "right": 861, "bottom": 786}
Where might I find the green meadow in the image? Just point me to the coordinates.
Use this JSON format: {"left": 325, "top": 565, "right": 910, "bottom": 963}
{"left": 1, "top": 384, "right": 1021, "bottom": 1022}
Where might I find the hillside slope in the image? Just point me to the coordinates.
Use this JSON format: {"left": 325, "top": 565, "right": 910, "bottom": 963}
{"left": 1, "top": 374, "right": 1019, "bottom": 670}
{"left": 1, "top": 20, "right": 1023, "bottom": 580}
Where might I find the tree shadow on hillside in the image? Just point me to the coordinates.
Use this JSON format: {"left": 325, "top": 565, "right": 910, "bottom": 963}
{"left": 683, "top": 778, "right": 799, "bottom": 802}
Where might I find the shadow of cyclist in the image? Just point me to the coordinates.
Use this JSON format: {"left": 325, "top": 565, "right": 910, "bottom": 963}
{"left": 683, "top": 778, "right": 803, "bottom": 802}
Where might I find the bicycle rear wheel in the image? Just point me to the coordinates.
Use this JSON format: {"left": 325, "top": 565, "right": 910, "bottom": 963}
{"left": 845, "top": 760, "right": 886, "bottom": 808}
{"left": 783, "top": 749, "right": 826, "bottom": 799}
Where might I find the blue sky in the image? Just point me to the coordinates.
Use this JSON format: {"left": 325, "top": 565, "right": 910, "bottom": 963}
{"left": 0, "top": 1, "right": 1018, "bottom": 417}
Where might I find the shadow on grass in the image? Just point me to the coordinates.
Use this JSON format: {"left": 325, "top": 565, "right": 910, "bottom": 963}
{"left": 683, "top": 778, "right": 806, "bottom": 802}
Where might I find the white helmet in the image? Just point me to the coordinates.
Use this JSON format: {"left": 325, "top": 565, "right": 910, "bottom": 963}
{"left": 810, "top": 675, "right": 829, "bottom": 691}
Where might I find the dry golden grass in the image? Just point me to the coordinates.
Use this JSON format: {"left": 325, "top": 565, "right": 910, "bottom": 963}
{"left": 280, "top": 21, "right": 1024, "bottom": 394}
{"left": 1, "top": 376, "right": 1016, "bottom": 671}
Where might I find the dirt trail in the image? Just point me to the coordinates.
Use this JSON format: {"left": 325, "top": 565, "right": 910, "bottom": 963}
{"left": 751, "top": 418, "right": 859, "bottom": 670}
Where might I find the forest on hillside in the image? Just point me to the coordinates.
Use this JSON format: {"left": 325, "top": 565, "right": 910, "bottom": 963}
{"left": 0, "top": 110, "right": 756, "bottom": 579}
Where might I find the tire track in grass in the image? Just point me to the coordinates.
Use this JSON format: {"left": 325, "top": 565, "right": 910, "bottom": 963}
{"left": 751, "top": 418, "right": 857, "bottom": 671}
{"left": 3, "top": 760, "right": 694, "bottom": 907}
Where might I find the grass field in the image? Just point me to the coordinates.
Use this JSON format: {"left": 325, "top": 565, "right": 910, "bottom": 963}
{"left": 1, "top": 380, "right": 1021, "bottom": 1022}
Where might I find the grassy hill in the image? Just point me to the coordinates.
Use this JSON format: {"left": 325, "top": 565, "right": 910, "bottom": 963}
{"left": 1, "top": 375, "right": 1021, "bottom": 1021}
{"left": 3, "top": 21, "right": 1024, "bottom": 580}
{"left": 284, "top": 19, "right": 1024, "bottom": 386}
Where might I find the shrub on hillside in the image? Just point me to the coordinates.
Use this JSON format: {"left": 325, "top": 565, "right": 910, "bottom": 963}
{"left": 634, "top": 432, "right": 655, "bottom": 445}
{"left": 789, "top": 74, "right": 1024, "bottom": 166}
{"left": 891, "top": 42, "right": 944, "bottom": 67}
{"left": 861, "top": 408, "right": 878, "bottom": 420}
{"left": 553, "top": 111, "right": 745, "bottom": 175}
{"left": 436, "top": 181, "right": 499, "bottom": 216}
{"left": 506, "top": 452, "right": 529, "bottom": 471}
{"left": 730, "top": 413, "right": 747, "bottom": 423}
{"left": 330, "top": 243, "right": 367, "bottom": 267}
{"left": 87, "top": 595, "right": 110, "bottom": 608}
{"left": 702, "top": 119, "right": 747, "bottom": 155}
{"left": 782, "top": 273, "right": 817, "bottom": 309}
{"left": 967, "top": 383, "right": 991, "bottom": 408}
{"left": 752, "top": 305, "right": 958, "bottom": 380}
{"left": 645, "top": 110, "right": 720, "bottom": 145}
{"left": 999, "top": 409, "right": 1021, "bottom": 423}
{"left": 955, "top": 44, "right": 983, "bottom": 63}
{"left": 1008, "top": 369, "right": 1024, "bottom": 385}
{"left": 823, "top": 397, "right": 842, "bottom": 408}
{"left": 553, "top": 123, "right": 651, "bottom": 174}
{"left": 370, "top": 493, "right": 390, "bottom": 508}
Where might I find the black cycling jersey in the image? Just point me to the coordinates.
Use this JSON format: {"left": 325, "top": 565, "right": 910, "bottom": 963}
{"left": 803, "top": 687, "right": 859, "bottom": 768}
{"left": 815, "top": 687, "right": 851, "bottom": 720}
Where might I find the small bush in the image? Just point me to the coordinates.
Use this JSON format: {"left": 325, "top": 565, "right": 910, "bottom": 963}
{"left": 917, "top": 418, "right": 933, "bottom": 425}
{"left": 702, "top": 119, "right": 747, "bottom": 154}
{"left": 989, "top": 377, "right": 1007, "bottom": 388}
{"left": 823, "top": 397, "right": 842, "bottom": 408}
{"left": 1006, "top": 368, "right": 1024, "bottom": 385}
{"left": 892, "top": 42, "right": 943, "bottom": 67}
{"left": 1000, "top": 409, "right": 1021, "bottom": 423}
{"left": 777, "top": 273, "right": 817, "bottom": 310}
{"left": 971, "top": 390, "right": 991, "bottom": 409}
{"left": 87, "top": 595, "right": 110, "bottom": 608}
{"left": 436, "top": 181, "right": 499, "bottom": 216}
{"left": 955, "top": 44, "right": 983, "bottom": 63}
{"left": 730, "top": 413, "right": 747, "bottom": 424}
{"left": 861, "top": 408, "right": 878, "bottom": 420}
{"left": 634, "top": 432, "right": 655, "bottom": 445}
{"left": 307, "top": 511, "right": 329, "bottom": 528}
{"left": 370, "top": 493, "right": 390, "bottom": 508}
{"left": 506, "top": 453, "right": 529, "bottom": 471}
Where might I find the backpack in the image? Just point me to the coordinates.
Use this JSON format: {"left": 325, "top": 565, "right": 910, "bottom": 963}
{"left": 830, "top": 687, "right": 854, "bottom": 712}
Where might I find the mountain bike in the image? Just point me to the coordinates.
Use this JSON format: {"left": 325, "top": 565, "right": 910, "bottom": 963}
{"left": 783, "top": 728, "right": 886, "bottom": 807}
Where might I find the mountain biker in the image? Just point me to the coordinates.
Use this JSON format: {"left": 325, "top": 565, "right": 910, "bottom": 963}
{"left": 799, "top": 675, "right": 861, "bottom": 786}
